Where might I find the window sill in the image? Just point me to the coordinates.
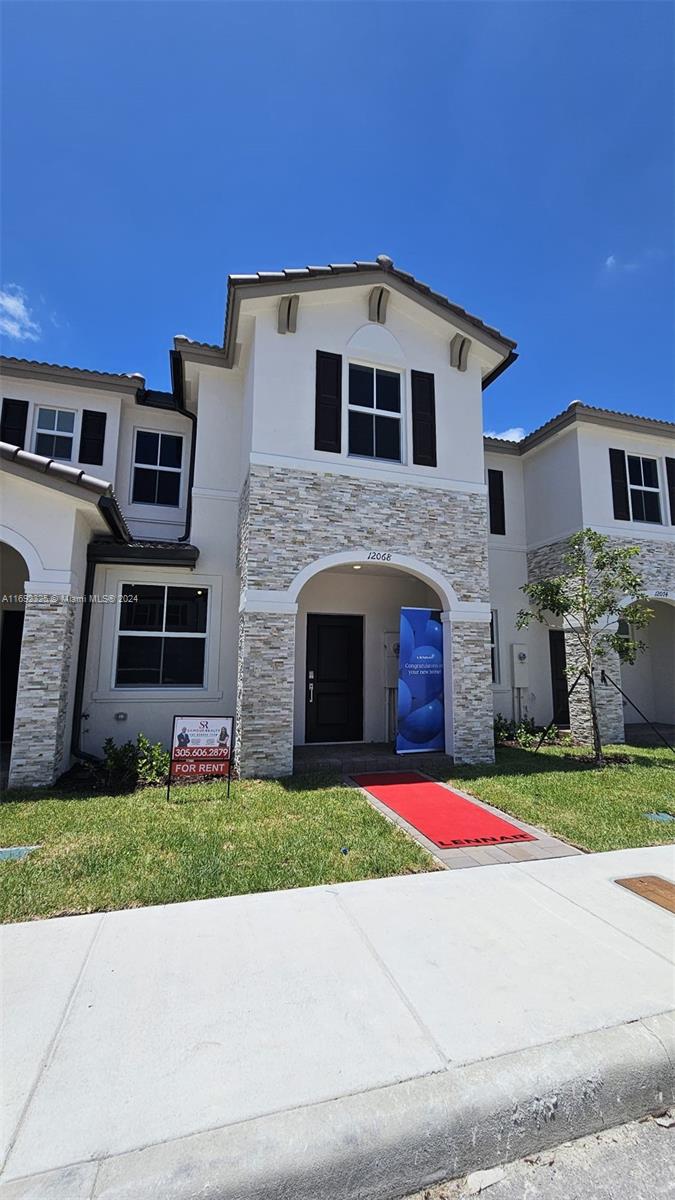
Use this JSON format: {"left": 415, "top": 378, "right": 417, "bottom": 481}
{"left": 347, "top": 453, "right": 404, "bottom": 466}
{"left": 93, "top": 689, "right": 223, "bottom": 703}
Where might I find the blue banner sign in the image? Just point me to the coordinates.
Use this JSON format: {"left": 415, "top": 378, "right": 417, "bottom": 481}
{"left": 396, "top": 608, "right": 445, "bottom": 753}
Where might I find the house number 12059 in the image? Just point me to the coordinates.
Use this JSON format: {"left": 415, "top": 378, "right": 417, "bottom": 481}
{"left": 367, "top": 551, "right": 392, "bottom": 562}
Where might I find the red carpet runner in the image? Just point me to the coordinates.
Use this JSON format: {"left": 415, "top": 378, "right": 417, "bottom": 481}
{"left": 352, "top": 772, "right": 536, "bottom": 849}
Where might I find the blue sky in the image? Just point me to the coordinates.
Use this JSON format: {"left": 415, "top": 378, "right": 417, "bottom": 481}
{"left": 2, "top": 1, "right": 673, "bottom": 437}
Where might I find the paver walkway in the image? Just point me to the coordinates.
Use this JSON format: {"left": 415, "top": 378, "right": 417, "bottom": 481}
{"left": 349, "top": 773, "right": 581, "bottom": 869}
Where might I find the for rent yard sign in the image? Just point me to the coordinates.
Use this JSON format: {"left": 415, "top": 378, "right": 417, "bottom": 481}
{"left": 170, "top": 716, "right": 233, "bottom": 790}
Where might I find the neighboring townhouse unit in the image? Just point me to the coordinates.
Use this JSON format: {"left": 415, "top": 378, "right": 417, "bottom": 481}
{"left": 485, "top": 404, "right": 675, "bottom": 742}
{"left": 1, "top": 255, "right": 673, "bottom": 789}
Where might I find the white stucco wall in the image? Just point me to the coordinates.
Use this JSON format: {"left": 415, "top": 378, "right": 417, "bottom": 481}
{"left": 0, "top": 377, "right": 123, "bottom": 486}
{"left": 620, "top": 601, "right": 675, "bottom": 725}
{"left": 81, "top": 361, "right": 242, "bottom": 756}
{"left": 522, "top": 427, "right": 583, "bottom": 548}
{"left": 116, "top": 397, "right": 193, "bottom": 540}
{"left": 293, "top": 566, "right": 440, "bottom": 744}
{"left": 241, "top": 285, "right": 491, "bottom": 492}
{"left": 577, "top": 422, "right": 675, "bottom": 541}
{"left": 0, "top": 466, "right": 108, "bottom": 776}
{"left": 81, "top": 558, "right": 237, "bottom": 755}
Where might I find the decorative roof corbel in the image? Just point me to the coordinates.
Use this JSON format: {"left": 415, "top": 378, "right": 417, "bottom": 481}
{"left": 368, "top": 285, "right": 389, "bottom": 324}
{"left": 277, "top": 294, "right": 299, "bottom": 334}
{"left": 450, "top": 333, "right": 471, "bottom": 371}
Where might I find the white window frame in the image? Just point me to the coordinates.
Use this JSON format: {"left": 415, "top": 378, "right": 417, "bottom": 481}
{"left": 131, "top": 428, "right": 184, "bottom": 508}
{"left": 490, "top": 610, "right": 500, "bottom": 684}
{"left": 113, "top": 581, "right": 209, "bottom": 690}
{"left": 346, "top": 360, "right": 405, "bottom": 464}
{"left": 626, "top": 454, "right": 662, "bottom": 524}
{"left": 33, "top": 405, "right": 77, "bottom": 462}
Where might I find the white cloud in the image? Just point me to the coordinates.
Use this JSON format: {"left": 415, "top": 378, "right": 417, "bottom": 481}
{"left": 0, "top": 285, "right": 41, "bottom": 342}
{"left": 604, "top": 252, "right": 641, "bottom": 274}
{"left": 485, "top": 426, "right": 526, "bottom": 442}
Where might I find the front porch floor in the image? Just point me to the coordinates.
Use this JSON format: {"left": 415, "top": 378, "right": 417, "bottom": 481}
{"left": 294, "top": 741, "right": 582, "bottom": 871}
{"left": 294, "top": 741, "right": 453, "bottom": 777}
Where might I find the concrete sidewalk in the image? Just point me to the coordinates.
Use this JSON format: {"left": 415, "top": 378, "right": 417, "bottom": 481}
{"left": 2, "top": 846, "right": 674, "bottom": 1200}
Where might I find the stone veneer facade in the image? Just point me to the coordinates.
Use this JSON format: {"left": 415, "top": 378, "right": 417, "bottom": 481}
{"left": 235, "top": 611, "right": 296, "bottom": 778}
{"left": 449, "top": 620, "right": 495, "bottom": 763}
{"left": 236, "top": 464, "right": 495, "bottom": 776}
{"left": 526, "top": 533, "right": 675, "bottom": 746}
{"left": 8, "top": 596, "right": 76, "bottom": 787}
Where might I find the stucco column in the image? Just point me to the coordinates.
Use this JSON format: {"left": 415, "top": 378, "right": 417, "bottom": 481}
{"left": 443, "top": 611, "right": 495, "bottom": 765}
{"left": 235, "top": 606, "right": 297, "bottom": 778}
{"left": 8, "top": 586, "right": 76, "bottom": 788}
{"left": 563, "top": 633, "right": 625, "bottom": 746}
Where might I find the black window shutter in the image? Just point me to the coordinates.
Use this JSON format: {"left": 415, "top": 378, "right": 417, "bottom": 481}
{"left": 666, "top": 457, "right": 675, "bottom": 525}
{"left": 79, "top": 409, "right": 107, "bottom": 465}
{"left": 315, "top": 351, "right": 342, "bottom": 453}
{"left": 411, "top": 370, "right": 437, "bottom": 467}
{"left": 487, "top": 468, "right": 506, "bottom": 534}
{"left": 609, "top": 448, "right": 630, "bottom": 520}
{"left": 0, "top": 398, "right": 29, "bottom": 448}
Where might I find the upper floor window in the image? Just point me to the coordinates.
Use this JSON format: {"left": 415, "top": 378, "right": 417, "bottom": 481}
{"left": 627, "top": 455, "right": 661, "bottom": 523}
{"left": 348, "top": 364, "right": 401, "bottom": 462}
{"left": 132, "top": 430, "right": 183, "bottom": 507}
{"left": 34, "top": 407, "right": 75, "bottom": 461}
{"left": 487, "top": 468, "right": 506, "bottom": 535}
{"left": 609, "top": 448, "right": 663, "bottom": 524}
{"left": 115, "top": 583, "right": 207, "bottom": 687}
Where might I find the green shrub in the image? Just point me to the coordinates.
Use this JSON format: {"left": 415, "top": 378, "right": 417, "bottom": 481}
{"left": 100, "top": 733, "right": 169, "bottom": 790}
{"left": 494, "top": 714, "right": 558, "bottom": 748}
{"left": 493, "top": 713, "right": 513, "bottom": 745}
{"left": 136, "top": 733, "right": 170, "bottom": 786}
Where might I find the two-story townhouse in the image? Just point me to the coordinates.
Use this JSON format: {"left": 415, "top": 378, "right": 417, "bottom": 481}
{"left": 1, "top": 256, "right": 673, "bottom": 789}
{"left": 485, "top": 403, "right": 675, "bottom": 743}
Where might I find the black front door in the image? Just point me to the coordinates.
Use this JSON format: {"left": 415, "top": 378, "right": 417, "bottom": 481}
{"left": 549, "top": 630, "right": 570, "bottom": 727}
{"left": 1, "top": 611, "right": 25, "bottom": 742}
{"left": 306, "top": 614, "right": 363, "bottom": 743}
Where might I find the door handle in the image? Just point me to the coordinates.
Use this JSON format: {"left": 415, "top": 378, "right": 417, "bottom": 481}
{"left": 308, "top": 682, "right": 314, "bottom": 704}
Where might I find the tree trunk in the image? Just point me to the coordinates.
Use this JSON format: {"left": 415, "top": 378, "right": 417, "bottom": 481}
{"left": 587, "top": 671, "right": 605, "bottom": 765}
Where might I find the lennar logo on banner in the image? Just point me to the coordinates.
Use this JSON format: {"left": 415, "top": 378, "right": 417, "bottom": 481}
{"left": 396, "top": 608, "right": 444, "bottom": 754}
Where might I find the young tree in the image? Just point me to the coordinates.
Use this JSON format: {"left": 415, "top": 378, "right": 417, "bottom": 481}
{"left": 516, "top": 529, "right": 652, "bottom": 764}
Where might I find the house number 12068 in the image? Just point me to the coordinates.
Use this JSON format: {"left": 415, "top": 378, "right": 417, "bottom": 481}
{"left": 367, "top": 551, "right": 392, "bottom": 562}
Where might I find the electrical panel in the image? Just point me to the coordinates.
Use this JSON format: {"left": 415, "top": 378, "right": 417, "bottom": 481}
{"left": 383, "top": 632, "right": 400, "bottom": 688}
{"left": 511, "top": 642, "right": 529, "bottom": 688}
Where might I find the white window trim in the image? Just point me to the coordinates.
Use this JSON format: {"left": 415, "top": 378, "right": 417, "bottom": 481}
{"left": 112, "top": 580, "right": 210, "bottom": 691}
{"left": 130, "top": 428, "right": 184, "bottom": 509}
{"left": 345, "top": 358, "right": 406, "bottom": 465}
{"left": 33, "top": 404, "right": 78, "bottom": 462}
{"left": 490, "top": 609, "right": 500, "bottom": 685}
{"left": 626, "top": 453, "right": 663, "bottom": 525}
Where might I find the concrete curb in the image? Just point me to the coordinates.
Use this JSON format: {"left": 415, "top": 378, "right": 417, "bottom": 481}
{"left": 3, "top": 1010, "right": 672, "bottom": 1200}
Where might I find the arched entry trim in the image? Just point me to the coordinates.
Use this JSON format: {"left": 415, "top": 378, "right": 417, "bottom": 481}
{"left": 0, "top": 525, "right": 42, "bottom": 579}
{"left": 286, "top": 549, "right": 461, "bottom": 611}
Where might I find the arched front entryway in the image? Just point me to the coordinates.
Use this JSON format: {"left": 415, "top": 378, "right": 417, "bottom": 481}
{"left": 621, "top": 598, "right": 675, "bottom": 744}
{"left": 235, "top": 549, "right": 494, "bottom": 777}
{"left": 294, "top": 560, "right": 443, "bottom": 749}
{"left": 0, "top": 543, "right": 29, "bottom": 782}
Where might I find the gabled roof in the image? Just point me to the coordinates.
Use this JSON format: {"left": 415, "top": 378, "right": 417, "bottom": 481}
{"left": 484, "top": 401, "right": 675, "bottom": 456}
{"left": 221, "top": 254, "right": 517, "bottom": 373}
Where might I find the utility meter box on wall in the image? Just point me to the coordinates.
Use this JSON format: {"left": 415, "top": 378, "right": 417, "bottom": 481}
{"left": 511, "top": 643, "right": 529, "bottom": 688}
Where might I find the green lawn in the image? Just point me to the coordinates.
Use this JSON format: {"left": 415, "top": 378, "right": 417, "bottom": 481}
{"left": 0, "top": 775, "right": 435, "bottom": 923}
{"left": 1, "top": 744, "right": 673, "bottom": 924}
{"left": 444, "top": 743, "right": 675, "bottom": 853}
